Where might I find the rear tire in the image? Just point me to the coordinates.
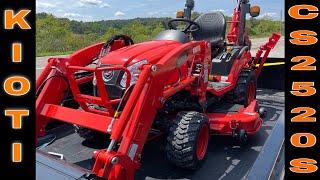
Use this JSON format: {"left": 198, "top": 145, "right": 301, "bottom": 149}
{"left": 166, "top": 111, "right": 210, "bottom": 170}
{"left": 226, "top": 68, "right": 257, "bottom": 107}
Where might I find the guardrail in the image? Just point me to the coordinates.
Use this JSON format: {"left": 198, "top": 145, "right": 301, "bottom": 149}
{"left": 245, "top": 109, "right": 285, "bottom": 180}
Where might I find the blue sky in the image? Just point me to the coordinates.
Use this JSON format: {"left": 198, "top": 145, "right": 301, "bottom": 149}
{"left": 36, "top": 0, "right": 284, "bottom": 22}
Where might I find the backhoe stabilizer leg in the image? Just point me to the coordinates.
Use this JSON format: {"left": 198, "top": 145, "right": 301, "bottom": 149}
{"left": 254, "top": 33, "right": 281, "bottom": 78}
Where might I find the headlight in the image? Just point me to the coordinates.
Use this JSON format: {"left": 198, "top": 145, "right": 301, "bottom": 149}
{"left": 120, "top": 60, "right": 148, "bottom": 87}
{"left": 93, "top": 64, "right": 114, "bottom": 85}
{"left": 102, "top": 70, "right": 114, "bottom": 82}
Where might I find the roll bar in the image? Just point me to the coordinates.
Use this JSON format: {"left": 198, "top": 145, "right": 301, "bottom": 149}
{"left": 184, "top": 0, "right": 195, "bottom": 20}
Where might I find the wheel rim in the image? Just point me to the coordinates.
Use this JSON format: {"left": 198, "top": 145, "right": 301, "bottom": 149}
{"left": 196, "top": 124, "right": 209, "bottom": 160}
{"left": 248, "top": 80, "right": 256, "bottom": 104}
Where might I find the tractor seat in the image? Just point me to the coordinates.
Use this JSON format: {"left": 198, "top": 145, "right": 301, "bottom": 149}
{"left": 192, "top": 12, "right": 226, "bottom": 49}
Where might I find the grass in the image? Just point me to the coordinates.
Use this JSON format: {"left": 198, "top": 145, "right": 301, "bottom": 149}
{"left": 37, "top": 51, "right": 75, "bottom": 57}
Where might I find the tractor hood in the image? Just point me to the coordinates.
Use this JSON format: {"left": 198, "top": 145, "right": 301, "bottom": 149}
{"left": 100, "top": 40, "right": 182, "bottom": 66}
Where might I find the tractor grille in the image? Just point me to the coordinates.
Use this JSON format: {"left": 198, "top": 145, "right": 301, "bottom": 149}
{"left": 95, "top": 68, "right": 126, "bottom": 100}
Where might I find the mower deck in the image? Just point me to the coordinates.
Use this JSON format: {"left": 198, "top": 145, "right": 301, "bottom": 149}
{"left": 38, "top": 88, "right": 284, "bottom": 180}
{"left": 206, "top": 100, "right": 262, "bottom": 135}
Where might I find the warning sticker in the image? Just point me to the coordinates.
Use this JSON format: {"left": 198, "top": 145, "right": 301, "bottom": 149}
{"left": 128, "top": 143, "right": 138, "bottom": 160}
{"left": 193, "top": 45, "right": 200, "bottom": 54}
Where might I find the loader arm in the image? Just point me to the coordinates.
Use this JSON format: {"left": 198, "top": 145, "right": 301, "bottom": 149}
{"left": 92, "top": 41, "right": 211, "bottom": 179}
{"left": 36, "top": 39, "right": 211, "bottom": 179}
{"left": 36, "top": 43, "right": 104, "bottom": 137}
{"left": 36, "top": 41, "right": 125, "bottom": 138}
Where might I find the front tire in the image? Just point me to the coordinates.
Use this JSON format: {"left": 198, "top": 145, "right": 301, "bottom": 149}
{"left": 74, "top": 125, "right": 107, "bottom": 141}
{"left": 166, "top": 111, "right": 210, "bottom": 169}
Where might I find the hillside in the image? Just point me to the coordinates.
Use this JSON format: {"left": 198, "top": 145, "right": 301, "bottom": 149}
{"left": 36, "top": 12, "right": 284, "bottom": 56}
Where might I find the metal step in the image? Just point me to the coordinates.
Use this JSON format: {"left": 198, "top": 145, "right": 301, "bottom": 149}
{"left": 206, "top": 102, "right": 243, "bottom": 113}
{"left": 207, "top": 81, "right": 231, "bottom": 91}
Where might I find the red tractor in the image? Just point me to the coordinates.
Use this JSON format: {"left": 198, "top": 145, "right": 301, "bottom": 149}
{"left": 36, "top": 0, "right": 281, "bottom": 179}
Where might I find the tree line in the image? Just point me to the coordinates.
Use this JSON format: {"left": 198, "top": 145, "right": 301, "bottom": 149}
{"left": 36, "top": 12, "right": 284, "bottom": 56}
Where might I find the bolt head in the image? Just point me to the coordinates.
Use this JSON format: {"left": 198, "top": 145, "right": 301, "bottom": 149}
{"left": 151, "top": 65, "right": 157, "bottom": 72}
{"left": 111, "top": 157, "right": 119, "bottom": 165}
{"left": 160, "top": 98, "right": 166, "bottom": 104}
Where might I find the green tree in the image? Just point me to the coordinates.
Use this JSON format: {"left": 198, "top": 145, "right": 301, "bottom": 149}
{"left": 104, "top": 27, "right": 120, "bottom": 39}
{"left": 36, "top": 12, "right": 284, "bottom": 56}
{"left": 152, "top": 24, "right": 165, "bottom": 37}
{"left": 191, "top": 12, "right": 201, "bottom": 20}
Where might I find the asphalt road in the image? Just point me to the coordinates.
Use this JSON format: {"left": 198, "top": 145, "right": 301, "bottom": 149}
{"left": 37, "top": 37, "right": 285, "bottom": 180}
{"left": 36, "top": 37, "right": 285, "bottom": 78}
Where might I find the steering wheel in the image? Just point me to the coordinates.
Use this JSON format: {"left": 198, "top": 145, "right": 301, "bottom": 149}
{"left": 103, "top": 34, "right": 134, "bottom": 48}
{"left": 168, "top": 18, "right": 200, "bottom": 33}
{"left": 99, "top": 34, "right": 134, "bottom": 58}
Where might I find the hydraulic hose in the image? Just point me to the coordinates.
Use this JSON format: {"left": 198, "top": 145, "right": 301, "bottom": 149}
{"left": 36, "top": 74, "right": 70, "bottom": 106}
{"left": 107, "top": 83, "right": 136, "bottom": 152}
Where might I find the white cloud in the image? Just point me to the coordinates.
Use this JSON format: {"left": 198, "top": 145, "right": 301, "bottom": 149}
{"left": 148, "top": 11, "right": 159, "bottom": 15}
{"left": 36, "top": 2, "right": 57, "bottom": 8}
{"left": 77, "top": 0, "right": 110, "bottom": 8}
{"left": 77, "top": 2, "right": 85, "bottom": 7}
{"left": 80, "top": 0, "right": 101, "bottom": 5}
{"left": 115, "top": 11, "right": 125, "bottom": 17}
{"left": 63, "top": 13, "right": 83, "bottom": 18}
{"left": 129, "top": 3, "right": 146, "bottom": 8}
{"left": 56, "top": 9, "right": 64, "bottom": 13}
{"left": 147, "top": 11, "right": 169, "bottom": 16}
{"left": 99, "top": 3, "right": 110, "bottom": 8}
{"left": 59, "top": 13, "right": 96, "bottom": 21}
{"left": 258, "top": 12, "right": 277, "bottom": 19}
{"left": 211, "top": 9, "right": 229, "bottom": 13}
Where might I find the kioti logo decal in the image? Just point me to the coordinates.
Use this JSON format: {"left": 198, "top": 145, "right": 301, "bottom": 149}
{"left": 193, "top": 45, "right": 200, "bottom": 54}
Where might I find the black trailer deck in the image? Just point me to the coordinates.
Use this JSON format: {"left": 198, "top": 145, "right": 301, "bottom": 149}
{"left": 37, "top": 88, "right": 284, "bottom": 180}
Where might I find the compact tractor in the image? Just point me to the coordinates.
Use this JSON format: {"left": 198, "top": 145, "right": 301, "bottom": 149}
{"left": 36, "top": 0, "right": 281, "bottom": 179}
